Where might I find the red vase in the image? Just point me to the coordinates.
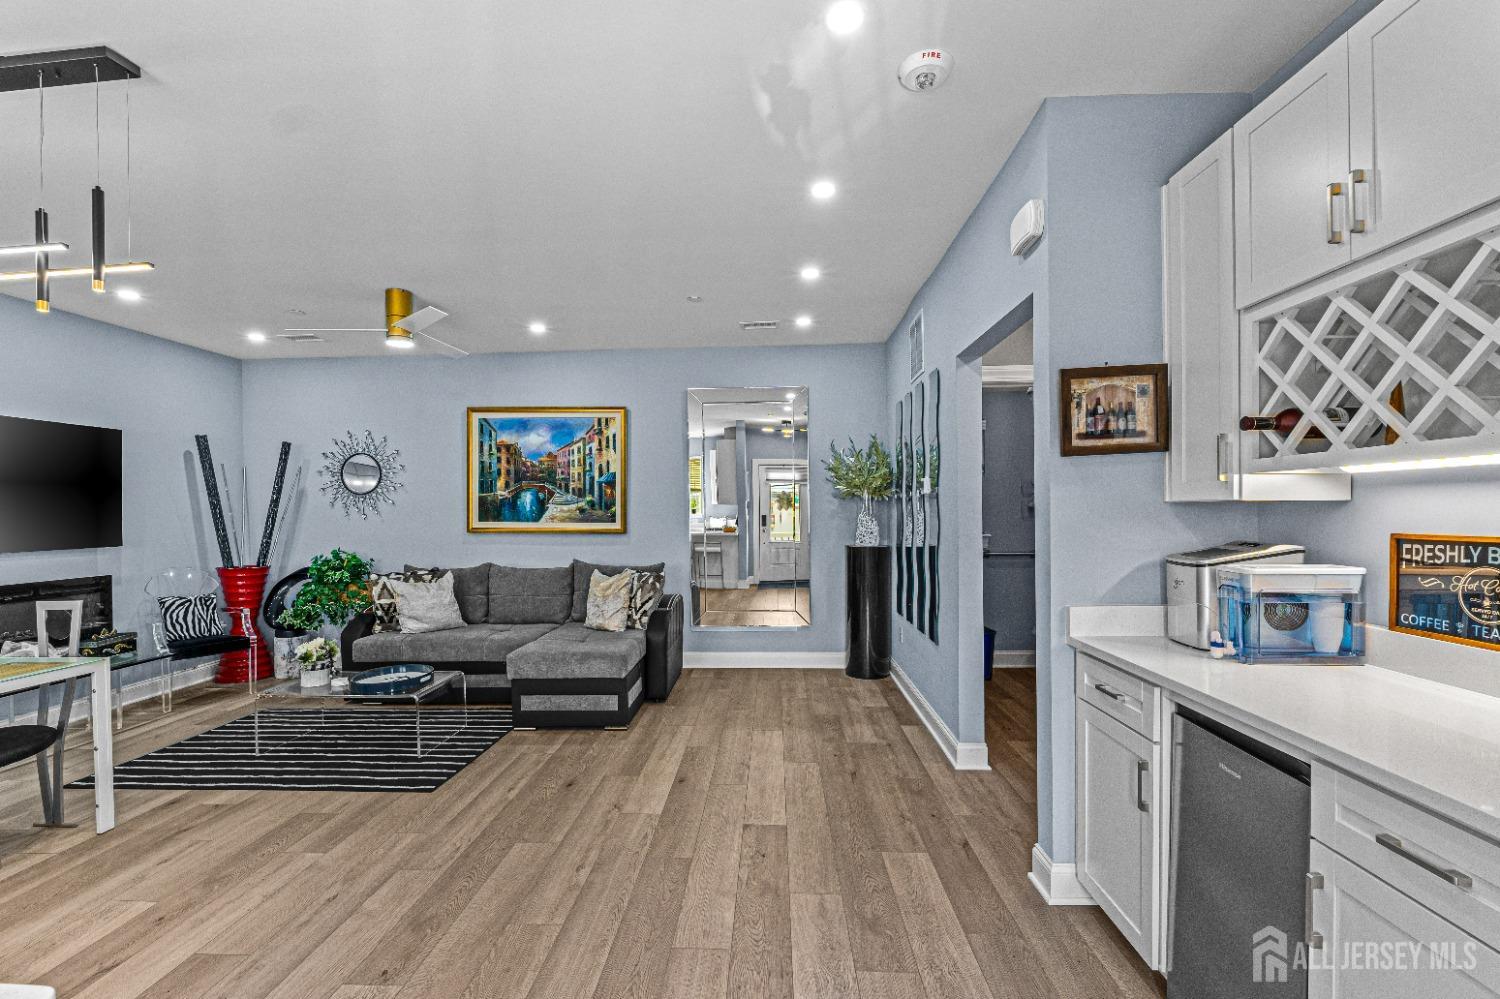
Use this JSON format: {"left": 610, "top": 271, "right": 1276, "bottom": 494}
{"left": 216, "top": 565, "right": 272, "bottom": 683}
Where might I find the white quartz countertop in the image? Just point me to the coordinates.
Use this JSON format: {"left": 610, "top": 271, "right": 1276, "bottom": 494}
{"left": 1068, "top": 631, "right": 1500, "bottom": 844}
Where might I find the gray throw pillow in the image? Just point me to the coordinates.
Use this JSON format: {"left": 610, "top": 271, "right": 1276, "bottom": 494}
{"left": 407, "top": 563, "right": 491, "bottom": 624}
{"left": 368, "top": 567, "right": 439, "bottom": 632}
{"left": 389, "top": 573, "right": 466, "bottom": 634}
{"left": 570, "top": 560, "right": 666, "bottom": 621}
{"left": 585, "top": 570, "right": 632, "bottom": 632}
{"left": 627, "top": 570, "right": 664, "bottom": 630}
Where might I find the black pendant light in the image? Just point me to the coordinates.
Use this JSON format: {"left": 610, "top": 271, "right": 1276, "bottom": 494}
{"left": 35, "top": 69, "right": 49, "bottom": 313}
{"left": 92, "top": 64, "right": 105, "bottom": 293}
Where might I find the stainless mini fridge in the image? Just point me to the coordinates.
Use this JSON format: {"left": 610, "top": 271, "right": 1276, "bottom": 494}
{"left": 1167, "top": 709, "right": 1312, "bottom": 998}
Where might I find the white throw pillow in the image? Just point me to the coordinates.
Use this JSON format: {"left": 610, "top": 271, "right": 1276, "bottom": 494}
{"left": 389, "top": 572, "right": 466, "bottom": 634}
{"left": 585, "top": 569, "right": 632, "bottom": 632}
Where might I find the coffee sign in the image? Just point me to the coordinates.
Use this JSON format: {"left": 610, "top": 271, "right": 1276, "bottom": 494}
{"left": 1390, "top": 534, "right": 1500, "bottom": 651}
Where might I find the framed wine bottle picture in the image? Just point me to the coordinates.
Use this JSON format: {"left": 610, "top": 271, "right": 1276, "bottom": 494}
{"left": 1058, "top": 363, "right": 1169, "bottom": 457}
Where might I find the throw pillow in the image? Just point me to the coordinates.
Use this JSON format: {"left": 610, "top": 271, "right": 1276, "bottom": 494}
{"left": 368, "top": 567, "right": 439, "bottom": 632}
{"left": 585, "top": 569, "right": 632, "bottom": 632}
{"left": 388, "top": 572, "right": 466, "bottom": 634}
{"left": 626, "top": 570, "right": 665, "bottom": 630}
{"left": 157, "top": 593, "right": 226, "bottom": 643}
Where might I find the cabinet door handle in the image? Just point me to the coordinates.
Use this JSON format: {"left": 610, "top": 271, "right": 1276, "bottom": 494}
{"left": 1216, "top": 432, "right": 1229, "bottom": 482}
{"left": 1305, "top": 872, "right": 1325, "bottom": 950}
{"left": 1326, "top": 181, "right": 1346, "bottom": 245}
{"left": 1136, "top": 760, "right": 1149, "bottom": 813}
{"left": 1375, "top": 832, "right": 1474, "bottom": 889}
{"left": 1348, "top": 169, "right": 1369, "bottom": 234}
{"left": 1093, "top": 682, "right": 1126, "bottom": 702}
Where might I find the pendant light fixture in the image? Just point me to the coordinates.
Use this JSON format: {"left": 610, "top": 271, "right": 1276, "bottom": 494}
{"left": 35, "top": 69, "right": 49, "bottom": 313}
{"left": 0, "top": 48, "right": 150, "bottom": 304}
{"left": 92, "top": 64, "right": 105, "bottom": 292}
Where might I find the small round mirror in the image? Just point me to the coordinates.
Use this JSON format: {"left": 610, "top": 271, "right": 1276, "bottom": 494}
{"left": 341, "top": 453, "right": 382, "bottom": 495}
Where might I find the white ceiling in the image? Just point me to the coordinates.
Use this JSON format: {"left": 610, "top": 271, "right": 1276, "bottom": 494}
{"left": 1, "top": 0, "right": 1351, "bottom": 359}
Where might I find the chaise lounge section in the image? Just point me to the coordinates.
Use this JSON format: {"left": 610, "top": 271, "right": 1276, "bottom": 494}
{"left": 339, "top": 559, "right": 682, "bottom": 727}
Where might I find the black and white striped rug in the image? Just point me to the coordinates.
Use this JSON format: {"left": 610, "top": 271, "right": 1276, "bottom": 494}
{"left": 70, "top": 707, "right": 512, "bottom": 793}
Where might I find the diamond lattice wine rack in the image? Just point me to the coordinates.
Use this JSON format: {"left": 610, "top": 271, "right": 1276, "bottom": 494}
{"left": 1244, "top": 225, "right": 1500, "bottom": 471}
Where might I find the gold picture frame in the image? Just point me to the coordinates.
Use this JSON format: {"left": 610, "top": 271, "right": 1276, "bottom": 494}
{"left": 466, "top": 406, "right": 627, "bottom": 533}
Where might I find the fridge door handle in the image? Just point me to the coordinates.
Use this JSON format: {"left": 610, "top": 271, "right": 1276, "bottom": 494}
{"left": 1305, "top": 872, "right": 1325, "bottom": 949}
{"left": 1136, "top": 759, "right": 1149, "bottom": 813}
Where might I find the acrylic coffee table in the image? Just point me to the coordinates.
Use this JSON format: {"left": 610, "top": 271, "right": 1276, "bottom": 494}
{"left": 251, "top": 669, "right": 468, "bottom": 758}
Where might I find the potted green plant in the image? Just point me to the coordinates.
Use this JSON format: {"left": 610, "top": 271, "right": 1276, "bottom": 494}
{"left": 275, "top": 549, "right": 372, "bottom": 677}
{"left": 824, "top": 435, "right": 893, "bottom": 545}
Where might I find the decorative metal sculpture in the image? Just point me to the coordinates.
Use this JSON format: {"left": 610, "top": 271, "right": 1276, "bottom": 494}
{"left": 319, "top": 430, "right": 404, "bottom": 519}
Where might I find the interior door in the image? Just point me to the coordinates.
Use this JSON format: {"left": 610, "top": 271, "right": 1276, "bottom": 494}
{"left": 1234, "top": 40, "right": 1352, "bottom": 307}
{"left": 1348, "top": 0, "right": 1500, "bottom": 257}
{"left": 756, "top": 463, "right": 806, "bottom": 583}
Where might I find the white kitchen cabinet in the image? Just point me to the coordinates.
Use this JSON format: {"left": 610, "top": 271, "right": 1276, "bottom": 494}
{"left": 1234, "top": 41, "right": 1352, "bottom": 308}
{"left": 1309, "top": 841, "right": 1500, "bottom": 998}
{"left": 1164, "top": 133, "right": 1238, "bottom": 501}
{"left": 1076, "top": 699, "right": 1157, "bottom": 965}
{"left": 1347, "top": 0, "right": 1500, "bottom": 257}
{"left": 1162, "top": 133, "right": 1352, "bottom": 501}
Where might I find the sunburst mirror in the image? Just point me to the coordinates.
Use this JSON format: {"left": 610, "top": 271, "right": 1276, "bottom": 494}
{"left": 319, "top": 430, "right": 405, "bottom": 519}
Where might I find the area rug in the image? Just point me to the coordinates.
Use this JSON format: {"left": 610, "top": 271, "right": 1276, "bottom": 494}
{"left": 69, "top": 707, "right": 511, "bottom": 793}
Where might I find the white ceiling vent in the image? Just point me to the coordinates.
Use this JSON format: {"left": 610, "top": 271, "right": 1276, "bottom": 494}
{"left": 739, "top": 320, "right": 779, "bottom": 331}
{"left": 278, "top": 332, "right": 325, "bottom": 342}
{"left": 908, "top": 312, "right": 925, "bottom": 382}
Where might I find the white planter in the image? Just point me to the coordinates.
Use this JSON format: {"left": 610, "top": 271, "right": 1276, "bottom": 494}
{"left": 299, "top": 664, "right": 333, "bottom": 689}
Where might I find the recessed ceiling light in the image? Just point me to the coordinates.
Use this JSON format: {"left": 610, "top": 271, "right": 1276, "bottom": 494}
{"left": 528, "top": 321, "right": 547, "bottom": 335}
{"left": 794, "top": 314, "right": 813, "bottom": 328}
{"left": 785, "top": 392, "right": 796, "bottom": 400}
{"left": 782, "top": 405, "right": 793, "bottom": 413}
{"left": 245, "top": 330, "right": 267, "bottom": 343}
{"left": 800, "top": 265, "right": 821, "bottom": 282}
{"left": 825, "top": 1, "right": 865, "bottom": 35}
{"left": 115, "top": 287, "right": 142, "bottom": 302}
{"left": 686, "top": 295, "right": 703, "bottom": 303}
{"left": 809, "top": 179, "right": 837, "bottom": 200}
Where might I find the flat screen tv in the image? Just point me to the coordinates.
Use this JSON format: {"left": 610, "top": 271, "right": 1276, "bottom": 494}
{"left": 0, "top": 414, "right": 123, "bottom": 554}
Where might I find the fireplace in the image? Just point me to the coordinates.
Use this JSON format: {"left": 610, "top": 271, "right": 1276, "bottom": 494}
{"left": 0, "top": 575, "right": 114, "bottom": 647}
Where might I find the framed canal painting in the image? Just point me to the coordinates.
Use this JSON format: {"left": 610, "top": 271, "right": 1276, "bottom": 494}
{"left": 467, "top": 407, "right": 626, "bottom": 533}
{"left": 1058, "top": 363, "right": 1169, "bottom": 457}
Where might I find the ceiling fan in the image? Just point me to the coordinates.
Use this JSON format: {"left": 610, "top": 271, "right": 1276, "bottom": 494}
{"left": 282, "top": 287, "right": 468, "bottom": 356}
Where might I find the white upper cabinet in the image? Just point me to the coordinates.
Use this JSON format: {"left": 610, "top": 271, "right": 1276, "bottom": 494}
{"left": 1347, "top": 0, "right": 1500, "bottom": 256}
{"left": 1164, "top": 133, "right": 1238, "bottom": 501}
{"left": 1234, "top": 42, "right": 1352, "bottom": 308}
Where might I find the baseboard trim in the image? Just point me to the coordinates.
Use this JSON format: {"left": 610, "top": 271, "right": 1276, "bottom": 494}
{"left": 684, "top": 651, "right": 844, "bottom": 669}
{"left": 1028, "top": 843, "right": 1096, "bottom": 906}
{"left": 889, "top": 660, "right": 990, "bottom": 771}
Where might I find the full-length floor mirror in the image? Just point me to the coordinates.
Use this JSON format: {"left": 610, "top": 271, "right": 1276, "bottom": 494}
{"left": 687, "top": 387, "right": 810, "bottom": 628}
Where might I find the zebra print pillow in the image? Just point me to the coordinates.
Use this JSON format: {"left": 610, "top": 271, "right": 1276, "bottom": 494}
{"left": 157, "top": 594, "right": 226, "bottom": 643}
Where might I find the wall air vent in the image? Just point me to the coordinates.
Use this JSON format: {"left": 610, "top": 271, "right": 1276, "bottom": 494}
{"left": 908, "top": 311, "right": 925, "bottom": 382}
{"left": 739, "top": 320, "right": 780, "bottom": 331}
{"left": 277, "top": 332, "right": 325, "bottom": 343}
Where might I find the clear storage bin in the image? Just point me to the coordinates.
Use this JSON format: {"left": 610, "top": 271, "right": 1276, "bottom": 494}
{"left": 1216, "top": 564, "right": 1366, "bottom": 664}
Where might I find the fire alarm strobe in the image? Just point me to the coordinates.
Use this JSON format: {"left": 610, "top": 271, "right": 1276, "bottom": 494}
{"left": 898, "top": 49, "right": 951, "bottom": 92}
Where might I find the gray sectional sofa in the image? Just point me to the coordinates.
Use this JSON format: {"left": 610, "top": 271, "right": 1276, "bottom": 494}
{"left": 339, "top": 560, "right": 682, "bottom": 727}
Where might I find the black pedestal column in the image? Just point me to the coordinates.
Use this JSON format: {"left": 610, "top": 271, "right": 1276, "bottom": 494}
{"left": 845, "top": 545, "right": 891, "bottom": 678}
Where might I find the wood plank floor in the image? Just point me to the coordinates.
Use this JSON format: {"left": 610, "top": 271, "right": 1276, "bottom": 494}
{"left": 0, "top": 668, "right": 1163, "bottom": 998}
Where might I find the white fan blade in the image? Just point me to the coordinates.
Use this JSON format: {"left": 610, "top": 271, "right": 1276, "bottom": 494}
{"left": 416, "top": 329, "right": 469, "bottom": 357}
{"left": 282, "top": 327, "right": 386, "bottom": 333}
{"left": 394, "top": 306, "right": 448, "bottom": 334}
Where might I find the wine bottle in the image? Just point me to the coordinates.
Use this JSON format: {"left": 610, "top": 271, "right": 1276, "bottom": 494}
{"left": 1239, "top": 406, "right": 1351, "bottom": 436}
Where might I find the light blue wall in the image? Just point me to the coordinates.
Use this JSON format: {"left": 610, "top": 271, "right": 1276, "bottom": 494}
{"left": 883, "top": 94, "right": 1259, "bottom": 862}
{"left": 240, "top": 344, "right": 885, "bottom": 654}
{"left": 0, "top": 296, "right": 244, "bottom": 704}
{"left": 982, "top": 388, "right": 1035, "bottom": 650}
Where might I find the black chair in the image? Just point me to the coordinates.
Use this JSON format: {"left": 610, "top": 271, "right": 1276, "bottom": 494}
{"left": 1, "top": 686, "right": 69, "bottom": 826}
